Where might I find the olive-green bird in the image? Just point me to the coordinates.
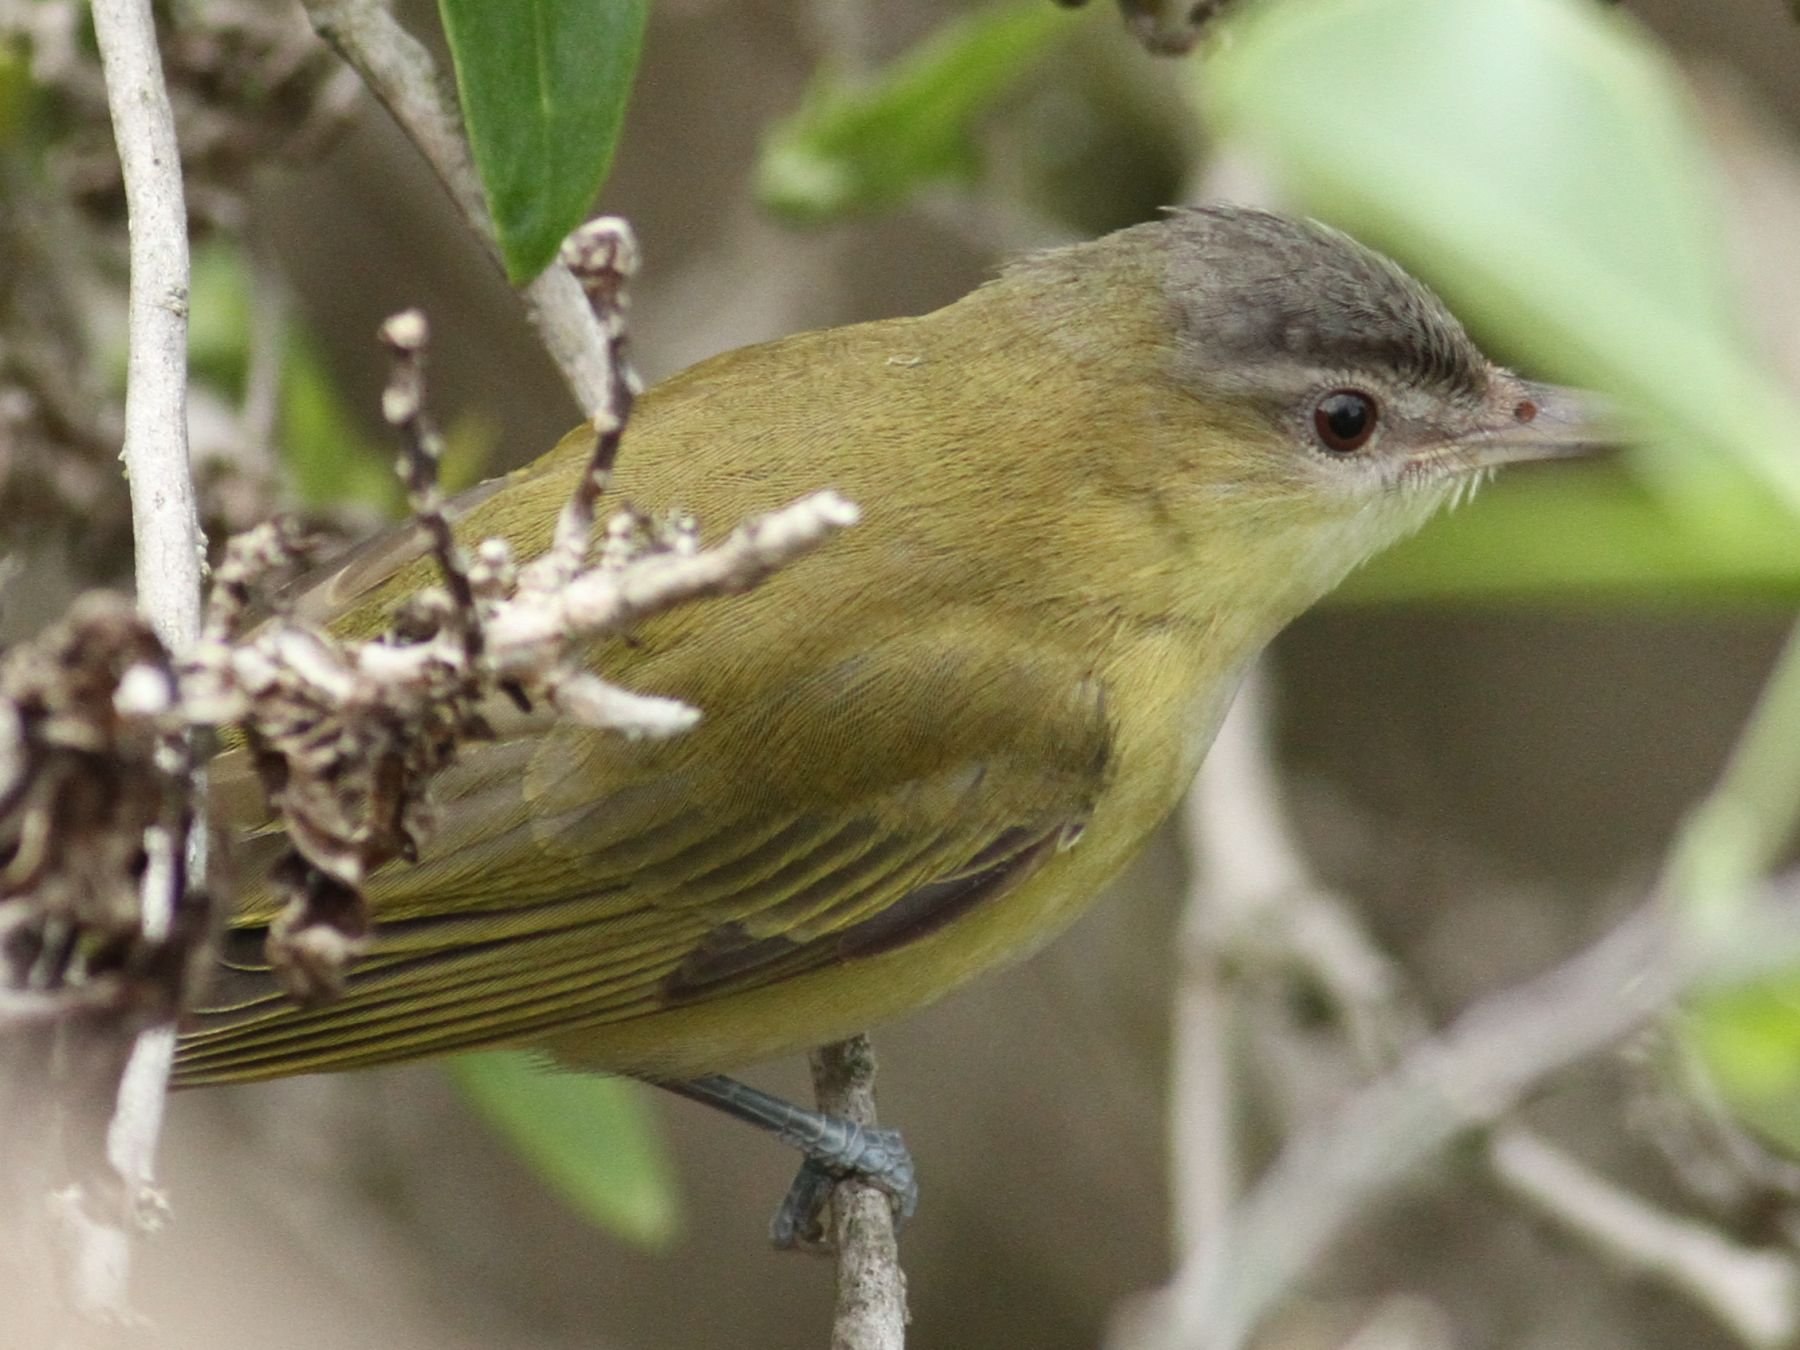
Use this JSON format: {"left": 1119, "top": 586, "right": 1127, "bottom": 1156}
{"left": 177, "top": 206, "right": 1602, "bottom": 1234}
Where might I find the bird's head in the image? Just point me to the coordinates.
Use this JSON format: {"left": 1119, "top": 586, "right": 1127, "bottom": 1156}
{"left": 1000, "top": 205, "right": 1609, "bottom": 623}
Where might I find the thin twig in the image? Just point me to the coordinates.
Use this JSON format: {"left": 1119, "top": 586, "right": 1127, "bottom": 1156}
{"left": 94, "top": 0, "right": 200, "bottom": 654}
{"left": 87, "top": 0, "right": 204, "bottom": 1323}
{"left": 1158, "top": 670, "right": 1417, "bottom": 1295}
{"left": 379, "top": 308, "right": 482, "bottom": 668}
{"left": 535, "top": 218, "right": 641, "bottom": 587}
{"left": 1144, "top": 873, "right": 1800, "bottom": 1350}
{"left": 300, "top": 0, "right": 614, "bottom": 418}
{"left": 480, "top": 492, "right": 860, "bottom": 661}
{"left": 1163, "top": 680, "right": 1254, "bottom": 1280}
{"left": 1489, "top": 1126, "right": 1800, "bottom": 1347}
{"left": 1185, "top": 672, "right": 1421, "bottom": 1071}
{"left": 811, "top": 1036, "right": 909, "bottom": 1350}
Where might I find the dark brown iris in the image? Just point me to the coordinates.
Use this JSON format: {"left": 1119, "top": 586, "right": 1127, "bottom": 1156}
{"left": 1313, "top": 389, "right": 1378, "bottom": 453}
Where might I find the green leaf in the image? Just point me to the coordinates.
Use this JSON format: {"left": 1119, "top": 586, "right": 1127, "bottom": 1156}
{"left": 758, "top": 0, "right": 1086, "bottom": 224}
{"left": 449, "top": 1051, "right": 680, "bottom": 1248}
{"left": 1204, "top": 0, "right": 1800, "bottom": 601}
{"left": 438, "top": 0, "right": 647, "bottom": 283}
{"left": 1686, "top": 980, "right": 1800, "bottom": 1157}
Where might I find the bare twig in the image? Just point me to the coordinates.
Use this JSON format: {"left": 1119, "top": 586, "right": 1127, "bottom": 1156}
{"left": 1157, "top": 670, "right": 1419, "bottom": 1294}
{"left": 1116, "top": 665, "right": 1800, "bottom": 1350}
{"left": 1161, "top": 683, "right": 1250, "bottom": 1284}
{"left": 1140, "top": 873, "right": 1800, "bottom": 1350}
{"left": 94, "top": 0, "right": 200, "bottom": 653}
{"left": 1184, "top": 673, "right": 1422, "bottom": 1072}
{"left": 299, "top": 0, "right": 615, "bottom": 418}
{"left": 81, "top": 0, "right": 204, "bottom": 1323}
{"left": 1488, "top": 1126, "right": 1800, "bottom": 1347}
{"left": 811, "top": 1036, "right": 909, "bottom": 1350}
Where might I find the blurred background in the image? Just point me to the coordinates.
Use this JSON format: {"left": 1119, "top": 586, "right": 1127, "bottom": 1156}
{"left": 7, "top": 0, "right": 1800, "bottom": 1346}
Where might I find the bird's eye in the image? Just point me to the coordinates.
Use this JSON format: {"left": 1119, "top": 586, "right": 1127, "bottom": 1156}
{"left": 1312, "top": 389, "right": 1379, "bottom": 454}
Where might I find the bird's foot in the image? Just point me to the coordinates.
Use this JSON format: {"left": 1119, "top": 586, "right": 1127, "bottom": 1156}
{"left": 769, "top": 1122, "right": 917, "bottom": 1251}
{"left": 658, "top": 1073, "right": 918, "bottom": 1251}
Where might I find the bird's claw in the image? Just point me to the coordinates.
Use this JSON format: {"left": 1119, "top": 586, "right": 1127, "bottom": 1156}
{"left": 768, "top": 1125, "right": 918, "bottom": 1251}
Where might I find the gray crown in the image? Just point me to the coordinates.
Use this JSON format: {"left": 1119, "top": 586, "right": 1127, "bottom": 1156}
{"left": 1162, "top": 206, "right": 1489, "bottom": 402}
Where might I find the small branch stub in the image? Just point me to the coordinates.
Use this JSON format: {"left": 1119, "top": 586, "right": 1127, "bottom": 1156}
{"left": 536, "top": 216, "right": 642, "bottom": 588}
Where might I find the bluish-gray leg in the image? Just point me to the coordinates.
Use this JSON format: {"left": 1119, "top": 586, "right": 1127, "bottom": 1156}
{"left": 660, "top": 1074, "right": 918, "bottom": 1249}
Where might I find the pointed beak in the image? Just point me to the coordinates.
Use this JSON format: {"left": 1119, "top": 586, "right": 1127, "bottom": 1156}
{"left": 1445, "top": 380, "right": 1617, "bottom": 470}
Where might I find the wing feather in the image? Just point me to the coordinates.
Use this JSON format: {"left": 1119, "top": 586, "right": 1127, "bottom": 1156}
{"left": 178, "top": 626, "right": 1112, "bottom": 1086}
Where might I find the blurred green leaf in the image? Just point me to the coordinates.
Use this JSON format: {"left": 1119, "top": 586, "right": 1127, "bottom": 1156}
{"left": 185, "top": 241, "right": 397, "bottom": 512}
{"left": 1687, "top": 961, "right": 1800, "bottom": 1159}
{"left": 758, "top": 0, "right": 1086, "bottom": 224}
{"left": 1664, "top": 623, "right": 1800, "bottom": 1147}
{"left": 0, "top": 41, "right": 34, "bottom": 146}
{"left": 1206, "top": 0, "right": 1800, "bottom": 601}
{"left": 188, "top": 242, "right": 253, "bottom": 396}
{"left": 282, "top": 335, "right": 402, "bottom": 514}
{"left": 1685, "top": 979, "right": 1800, "bottom": 1157}
{"left": 1340, "top": 467, "right": 1800, "bottom": 604}
{"left": 438, "top": 0, "right": 647, "bottom": 283}
{"left": 450, "top": 1051, "right": 680, "bottom": 1249}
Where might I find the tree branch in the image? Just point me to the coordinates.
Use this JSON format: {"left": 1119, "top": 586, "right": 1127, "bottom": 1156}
{"left": 83, "top": 0, "right": 203, "bottom": 1323}
{"left": 94, "top": 0, "right": 200, "bottom": 652}
{"left": 1145, "top": 871, "right": 1800, "bottom": 1350}
{"left": 1488, "top": 1126, "right": 1800, "bottom": 1347}
{"left": 1115, "top": 655, "right": 1800, "bottom": 1350}
{"left": 811, "top": 1036, "right": 909, "bottom": 1350}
